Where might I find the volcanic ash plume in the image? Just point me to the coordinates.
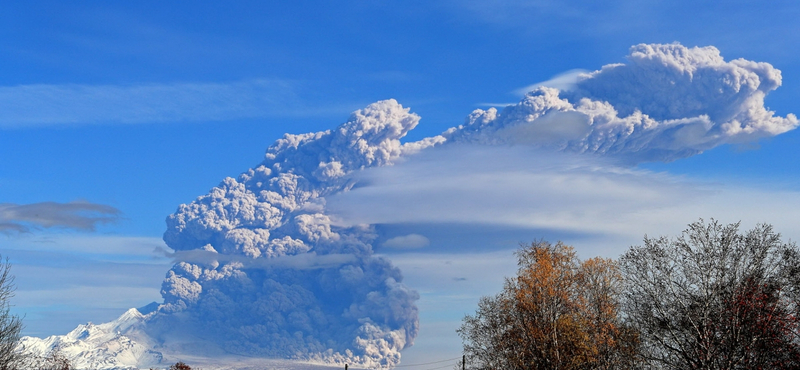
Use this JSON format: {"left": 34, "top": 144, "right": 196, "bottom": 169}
{"left": 448, "top": 43, "right": 797, "bottom": 163}
{"left": 146, "top": 99, "right": 432, "bottom": 368}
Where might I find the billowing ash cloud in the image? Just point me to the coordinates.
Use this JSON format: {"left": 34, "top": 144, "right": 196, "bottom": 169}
{"left": 128, "top": 43, "right": 796, "bottom": 369}
{"left": 0, "top": 201, "right": 121, "bottom": 234}
{"left": 145, "top": 100, "right": 431, "bottom": 368}
{"left": 447, "top": 43, "right": 797, "bottom": 162}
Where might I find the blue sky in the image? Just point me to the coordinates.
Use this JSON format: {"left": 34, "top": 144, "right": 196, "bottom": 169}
{"left": 3, "top": 0, "right": 800, "bottom": 366}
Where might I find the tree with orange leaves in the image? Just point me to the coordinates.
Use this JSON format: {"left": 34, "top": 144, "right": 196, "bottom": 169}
{"left": 457, "top": 241, "right": 638, "bottom": 370}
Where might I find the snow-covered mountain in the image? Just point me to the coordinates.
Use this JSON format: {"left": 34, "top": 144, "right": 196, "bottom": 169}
{"left": 18, "top": 308, "right": 162, "bottom": 370}
{"left": 18, "top": 308, "right": 364, "bottom": 370}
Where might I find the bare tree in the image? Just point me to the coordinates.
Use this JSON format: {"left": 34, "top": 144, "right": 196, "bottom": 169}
{"left": 21, "top": 348, "right": 71, "bottom": 370}
{"left": 619, "top": 219, "right": 800, "bottom": 369}
{"left": 0, "top": 256, "right": 23, "bottom": 370}
{"left": 458, "top": 291, "right": 517, "bottom": 369}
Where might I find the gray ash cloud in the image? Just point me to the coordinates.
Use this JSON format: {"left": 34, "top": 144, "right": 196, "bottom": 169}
{"left": 146, "top": 100, "right": 430, "bottom": 368}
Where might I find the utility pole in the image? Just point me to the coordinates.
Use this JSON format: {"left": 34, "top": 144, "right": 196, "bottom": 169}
{"left": 462, "top": 355, "right": 465, "bottom": 370}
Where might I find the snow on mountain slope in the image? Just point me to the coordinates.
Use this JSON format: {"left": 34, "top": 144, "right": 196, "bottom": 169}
{"left": 18, "top": 308, "right": 163, "bottom": 370}
{"left": 17, "top": 308, "right": 371, "bottom": 370}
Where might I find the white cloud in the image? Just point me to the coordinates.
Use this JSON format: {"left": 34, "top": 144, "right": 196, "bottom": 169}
{"left": 0, "top": 79, "right": 350, "bottom": 128}
{"left": 452, "top": 43, "right": 797, "bottom": 163}
{"left": 454, "top": 0, "right": 658, "bottom": 37}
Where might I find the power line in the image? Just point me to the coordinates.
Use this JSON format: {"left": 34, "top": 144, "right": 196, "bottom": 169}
{"left": 393, "top": 356, "right": 462, "bottom": 367}
{"left": 421, "top": 362, "right": 459, "bottom": 370}
{"left": 341, "top": 356, "right": 463, "bottom": 369}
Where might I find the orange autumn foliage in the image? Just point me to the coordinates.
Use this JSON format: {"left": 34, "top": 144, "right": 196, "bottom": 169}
{"left": 458, "top": 241, "right": 637, "bottom": 370}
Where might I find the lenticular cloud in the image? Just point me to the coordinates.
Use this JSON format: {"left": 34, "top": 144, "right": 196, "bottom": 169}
{"left": 450, "top": 43, "right": 797, "bottom": 162}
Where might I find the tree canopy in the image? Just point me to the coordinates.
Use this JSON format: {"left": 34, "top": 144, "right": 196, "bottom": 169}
{"left": 457, "top": 241, "right": 637, "bottom": 370}
{"left": 459, "top": 220, "right": 800, "bottom": 370}
{"left": 620, "top": 220, "right": 800, "bottom": 369}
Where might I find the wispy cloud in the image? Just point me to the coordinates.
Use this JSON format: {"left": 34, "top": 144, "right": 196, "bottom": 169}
{"left": 0, "top": 79, "right": 350, "bottom": 128}
{"left": 451, "top": 0, "right": 800, "bottom": 62}
{"left": 513, "top": 68, "right": 589, "bottom": 96}
{"left": 3, "top": 234, "right": 172, "bottom": 337}
{"left": 453, "top": 0, "right": 655, "bottom": 36}
{"left": 0, "top": 201, "right": 121, "bottom": 233}
{"left": 6, "top": 234, "right": 168, "bottom": 259}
